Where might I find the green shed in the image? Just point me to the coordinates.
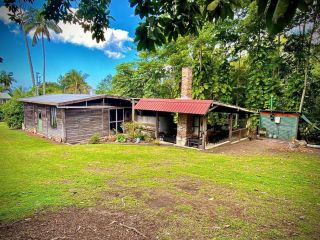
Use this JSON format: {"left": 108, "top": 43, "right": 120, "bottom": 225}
{"left": 260, "top": 110, "right": 299, "bottom": 140}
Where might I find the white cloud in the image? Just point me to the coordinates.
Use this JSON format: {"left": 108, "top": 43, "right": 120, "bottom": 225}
{"left": 49, "top": 21, "right": 133, "bottom": 59}
{"left": 0, "top": 6, "right": 133, "bottom": 59}
{"left": 0, "top": 6, "right": 12, "bottom": 24}
{"left": 104, "top": 50, "right": 124, "bottom": 59}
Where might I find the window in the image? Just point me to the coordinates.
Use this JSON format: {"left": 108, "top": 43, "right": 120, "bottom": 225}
{"left": 193, "top": 116, "right": 200, "bottom": 137}
{"left": 50, "top": 107, "right": 57, "bottom": 128}
{"left": 109, "top": 109, "right": 125, "bottom": 134}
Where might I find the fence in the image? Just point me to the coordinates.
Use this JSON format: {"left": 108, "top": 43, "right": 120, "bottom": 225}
{"left": 230, "top": 128, "right": 248, "bottom": 142}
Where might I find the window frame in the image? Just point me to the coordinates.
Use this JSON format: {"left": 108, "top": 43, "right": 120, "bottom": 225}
{"left": 50, "top": 107, "right": 57, "bottom": 128}
{"left": 109, "top": 108, "right": 126, "bottom": 134}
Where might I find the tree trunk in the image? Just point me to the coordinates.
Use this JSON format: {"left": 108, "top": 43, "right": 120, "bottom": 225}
{"left": 23, "top": 29, "right": 37, "bottom": 95}
{"left": 299, "top": 6, "right": 318, "bottom": 113}
{"left": 41, "top": 32, "right": 46, "bottom": 95}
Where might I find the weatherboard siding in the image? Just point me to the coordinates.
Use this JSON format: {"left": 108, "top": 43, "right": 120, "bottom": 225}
{"left": 65, "top": 109, "right": 109, "bottom": 143}
{"left": 23, "top": 103, "right": 64, "bottom": 141}
{"left": 45, "top": 107, "right": 64, "bottom": 141}
{"left": 23, "top": 103, "right": 35, "bottom": 129}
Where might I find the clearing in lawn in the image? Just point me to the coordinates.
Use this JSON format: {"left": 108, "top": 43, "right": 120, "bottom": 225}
{"left": 0, "top": 122, "right": 319, "bottom": 239}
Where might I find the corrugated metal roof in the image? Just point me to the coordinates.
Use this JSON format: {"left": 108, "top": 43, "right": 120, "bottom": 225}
{"left": 19, "top": 94, "right": 131, "bottom": 106}
{"left": 134, "top": 98, "right": 213, "bottom": 115}
{"left": 0, "top": 92, "right": 11, "bottom": 99}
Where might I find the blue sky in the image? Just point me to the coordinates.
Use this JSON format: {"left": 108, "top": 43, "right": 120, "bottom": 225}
{"left": 0, "top": 0, "right": 140, "bottom": 89}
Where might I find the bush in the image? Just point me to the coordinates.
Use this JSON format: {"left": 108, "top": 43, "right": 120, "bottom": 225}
{"left": 0, "top": 108, "right": 3, "bottom": 121}
{"left": 123, "top": 122, "right": 141, "bottom": 139}
{"left": 116, "top": 134, "right": 126, "bottom": 143}
{"left": 135, "top": 132, "right": 145, "bottom": 141}
{"left": 89, "top": 134, "right": 100, "bottom": 144}
{"left": 1, "top": 98, "right": 24, "bottom": 129}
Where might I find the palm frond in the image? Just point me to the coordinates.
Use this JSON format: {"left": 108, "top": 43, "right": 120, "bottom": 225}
{"left": 47, "top": 21, "right": 62, "bottom": 34}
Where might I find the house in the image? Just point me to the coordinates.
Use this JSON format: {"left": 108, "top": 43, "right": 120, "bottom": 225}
{"left": 20, "top": 67, "right": 254, "bottom": 148}
{"left": 19, "top": 94, "right": 132, "bottom": 143}
{"left": 260, "top": 110, "right": 299, "bottom": 140}
{"left": 0, "top": 92, "right": 11, "bottom": 104}
{"left": 134, "top": 67, "right": 255, "bottom": 149}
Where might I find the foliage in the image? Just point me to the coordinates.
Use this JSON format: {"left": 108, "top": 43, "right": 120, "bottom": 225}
{"left": 123, "top": 122, "right": 141, "bottom": 139}
{"left": 116, "top": 133, "right": 126, "bottom": 143}
{"left": 23, "top": 8, "right": 62, "bottom": 46}
{"left": 4, "top": 1, "right": 315, "bottom": 51}
{"left": 96, "top": 74, "right": 112, "bottom": 94}
{"left": 247, "top": 114, "right": 260, "bottom": 132}
{"left": 0, "top": 71, "right": 15, "bottom": 92}
{"left": 1, "top": 98, "right": 24, "bottom": 129}
{"left": 58, "top": 70, "right": 90, "bottom": 94}
{"left": 38, "top": 82, "right": 63, "bottom": 95}
{"left": 135, "top": 131, "right": 145, "bottom": 141}
{"left": 110, "top": 1, "right": 320, "bottom": 134}
{"left": 23, "top": 8, "right": 62, "bottom": 95}
{"left": 89, "top": 134, "right": 100, "bottom": 144}
{"left": 5, "top": 0, "right": 112, "bottom": 43}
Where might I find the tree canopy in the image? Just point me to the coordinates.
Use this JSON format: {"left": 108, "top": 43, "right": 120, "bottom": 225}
{"left": 4, "top": 0, "right": 317, "bottom": 50}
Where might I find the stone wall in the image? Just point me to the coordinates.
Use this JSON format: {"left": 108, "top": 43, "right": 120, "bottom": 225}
{"left": 176, "top": 113, "right": 194, "bottom": 146}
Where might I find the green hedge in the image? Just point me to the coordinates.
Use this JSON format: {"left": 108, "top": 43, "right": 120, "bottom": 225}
{"left": 1, "top": 98, "right": 24, "bottom": 129}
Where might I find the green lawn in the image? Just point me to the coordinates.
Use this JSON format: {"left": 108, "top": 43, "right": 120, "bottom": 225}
{"left": 0, "top": 122, "right": 319, "bottom": 239}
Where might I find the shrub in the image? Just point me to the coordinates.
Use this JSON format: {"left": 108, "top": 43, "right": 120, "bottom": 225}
{"left": 89, "top": 134, "right": 100, "bottom": 144}
{"left": 0, "top": 108, "right": 3, "bottom": 121}
{"left": 123, "top": 122, "right": 141, "bottom": 139}
{"left": 1, "top": 98, "right": 24, "bottom": 129}
{"left": 116, "top": 133, "right": 126, "bottom": 143}
{"left": 135, "top": 132, "right": 145, "bottom": 141}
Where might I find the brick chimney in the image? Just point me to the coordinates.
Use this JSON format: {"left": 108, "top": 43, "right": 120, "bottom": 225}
{"left": 176, "top": 67, "right": 194, "bottom": 146}
{"left": 181, "top": 67, "right": 192, "bottom": 99}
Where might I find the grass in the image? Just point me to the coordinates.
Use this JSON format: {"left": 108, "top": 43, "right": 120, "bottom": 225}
{"left": 0, "top": 122, "right": 319, "bottom": 239}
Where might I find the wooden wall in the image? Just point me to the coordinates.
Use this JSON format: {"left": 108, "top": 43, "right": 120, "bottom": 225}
{"left": 23, "top": 103, "right": 35, "bottom": 129}
{"left": 65, "top": 109, "right": 109, "bottom": 143}
{"left": 23, "top": 103, "right": 64, "bottom": 141}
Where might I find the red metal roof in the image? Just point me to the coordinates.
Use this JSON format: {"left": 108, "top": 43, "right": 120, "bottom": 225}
{"left": 134, "top": 98, "right": 213, "bottom": 115}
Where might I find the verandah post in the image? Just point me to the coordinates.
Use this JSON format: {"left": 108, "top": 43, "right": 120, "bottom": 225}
{"left": 228, "top": 113, "right": 233, "bottom": 141}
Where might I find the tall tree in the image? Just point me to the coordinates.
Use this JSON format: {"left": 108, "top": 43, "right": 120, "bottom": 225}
{"left": 298, "top": 2, "right": 319, "bottom": 112}
{"left": 58, "top": 70, "right": 90, "bottom": 94}
{"left": 24, "top": 8, "right": 62, "bottom": 95}
{"left": 96, "top": 74, "right": 112, "bottom": 94}
{"left": 12, "top": 9, "right": 37, "bottom": 95}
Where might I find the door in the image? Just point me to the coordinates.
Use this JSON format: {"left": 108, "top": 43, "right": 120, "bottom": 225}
{"left": 37, "top": 111, "right": 43, "bottom": 132}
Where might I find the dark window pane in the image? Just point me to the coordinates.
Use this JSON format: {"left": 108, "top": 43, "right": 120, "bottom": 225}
{"left": 110, "top": 109, "right": 116, "bottom": 122}
{"left": 110, "top": 122, "right": 117, "bottom": 133}
{"left": 117, "top": 122, "right": 123, "bottom": 133}
{"left": 117, "top": 109, "right": 124, "bottom": 121}
{"left": 124, "top": 109, "right": 132, "bottom": 121}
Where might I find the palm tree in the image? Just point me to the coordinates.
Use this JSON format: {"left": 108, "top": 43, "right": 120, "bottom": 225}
{"left": 58, "top": 70, "right": 90, "bottom": 94}
{"left": 0, "top": 71, "right": 15, "bottom": 92}
{"left": 24, "top": 9, "right": 62, "bottom": 95}
{"left": 13, "top": 10, "right": 37, "bottom": 95}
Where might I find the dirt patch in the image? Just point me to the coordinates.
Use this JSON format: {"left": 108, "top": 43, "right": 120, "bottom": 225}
{"left": 208, "top": 138, "right": 320, "bottom": 156}
{"left": 147, "top": 190, "right": 177, "bottom": 209}
{"left": 0, "top": 206, "right": 158, "bottom": 240}
{"left": 175, "top": 182, "right": 200, "bottom": 195}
